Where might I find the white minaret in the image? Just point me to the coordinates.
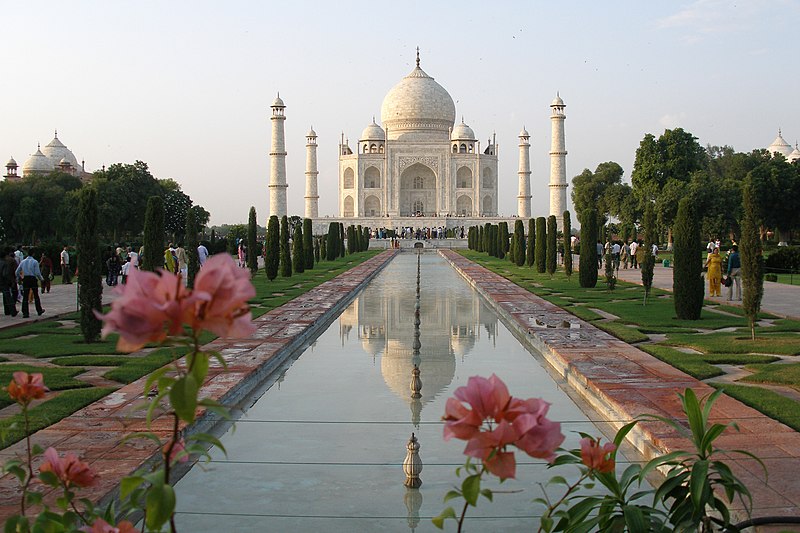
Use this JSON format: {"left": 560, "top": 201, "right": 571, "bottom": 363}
{"left": 549, "top": 93, "right": 567, "bottom": 230}
{"left": 304, "top": 127, "right": 319, "bottom": 219}
{"left": 517, "top": 127, "right": 531, "bottom": 218}
{"left": 269, "top": 93, "right": 288, "bottom": 218}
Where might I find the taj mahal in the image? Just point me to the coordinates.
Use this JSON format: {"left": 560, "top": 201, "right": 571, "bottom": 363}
{"left": 268, "top": 51, "right": 570, "bottom": 234}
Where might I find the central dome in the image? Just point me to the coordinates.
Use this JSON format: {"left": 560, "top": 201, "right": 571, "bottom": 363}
{"left": 380, "top": 63, "right": 456, "bottom": 141}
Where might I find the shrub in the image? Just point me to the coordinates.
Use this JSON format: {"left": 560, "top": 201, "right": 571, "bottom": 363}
{"left": 280, "top": 215, "right": 292, "bottom": 277}
{"left": 765, "top": 273, "right": 778, "bottom": 282}
{"left": 265, "top": 215, "right": 279, "bottom": 281}
{"left": 325, "top": 222, "right": 338, "bottom": 261}
{"left": 76, "top": 188, "right": 102, "bottom": 343}
{"left": 303, "top": 218, "right": 314, "bottom": 269}
{"left": 247, "top": 207, "right": 258, "bottom": 275}
{"left": 292, "top": 222, "right": 304, "bottom": 274}
{"left": 512, "top": 220, "right": 525, "bottom": 266}
{"left": 765, "top": 246, "right": 800, "bottom": 273}
{"left": 185, "top": 208, "right": 199, "bottom": 288}
{"left": 526, "top": 218, "right": 535, "bottom": 267}
{"left": 563, "top": 210, "right": 573, "bottom": 279}
{"left": 641, "top": 202, "right": 656, "bottom": 304}
{"left": 673, "top": 198, "right": 703, "bottom": 320}
{"left": 535, "top": 217, "right": 547, "bottom": 273}
{"left": 579, "top": 208, "right": 598, "bottom": 288}
{"left": 741, "top": 181, "right": 764, "bottom": 339}
{"left": 546, "top": 215, "right": 557, "bottom": 276}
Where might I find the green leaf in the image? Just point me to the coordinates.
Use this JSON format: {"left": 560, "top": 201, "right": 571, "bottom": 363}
{"left": 145, "top": 483, "right": 176, "bottom": 530}
{"left": 640, "top": 450, "right": 689, "bottom": 479}
{"left": 462, "top": 474, "right": 481, "bottom": 506}
{"left": 480, "top": 488, "right": 493, "bottom": 502}
{"left": 144, "top": 366, "right": 170, "bottom": 392}
{"left": 613, "top": 421, "right": 638, "bottom": 449}
{"left": 548, "top": 475, "right": 569, "bottom": 487}
{"left": 170, "top": 375, "right": 199, "bottom": 423}
{"left": 188, "top": 432, "right": 227, "bottom": 456}
{"left": 431, "top": 506, "right": 456, "bottom": 529}
{"left": 699, "top": 423, "right": 728, "bottom": 453}
{"left": 38, "top": 470, "right": 59, "bottom": 487}
{"left": 682, "top": 388, "right": 705, "bottom": 449}
{"left": 190, "top": 352, "right": 209, "bottom": 385}
{"left": 701, "top": 388, "right": 723, "bottom": 425}
{"left": 443, "top": 490, "right": 461, "bottom": 503}
{"left": 690, "top": 460, "right": 709, "bottom": 511}
{"left": 120, "top": 476, "right": 145, "bottom": 499}
{"left": 623, "top": 504, "right": 647, "bottom": 531}
{"left": 540, "top": 515, "right": 553, "bottom": 532}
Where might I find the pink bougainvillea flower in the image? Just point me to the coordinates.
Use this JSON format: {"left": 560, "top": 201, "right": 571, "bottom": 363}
{"left": 508, "top": 398, "right": 564, "bottom": 462}
{"left": 163, "top": 437, "right": 189, "bottom": 465}
{"left": 452, "top": 374, "right": 512, "bottom": 422}
{"left": 190, "top": 253, "right": 256, "bottom": 338}
{"left": 82, "top": 518, "right": 139, "bottom": 533}
{"left": 39, "top": 447, "right": 98, "bottom": 488}
{"left": 443, "top": 397, "right": 483, "bottom": 441}
{"left": 580, "top": 437, "right": 617, "bottom": 473}
{"left": 97, "top": 267, "right": 193, "bottom": 352}
{"left": 6, "top": 372, "right": 48, "bottom": 406}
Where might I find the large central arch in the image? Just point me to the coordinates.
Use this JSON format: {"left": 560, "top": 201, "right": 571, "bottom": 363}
{"left": 399, "top": 162, "right": 436, "bottom": 216}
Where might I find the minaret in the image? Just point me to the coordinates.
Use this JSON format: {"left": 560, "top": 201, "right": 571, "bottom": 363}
{"left": 549, "top": 93, "right": 567, "bottom": 230}
{"left": 517, "top": 127, "right": 531, "bottom": 218}
{"left": 269, "top": 93, "right": 288, "bottom": 218}
{"left": 304, "top": 127, "right": 319, "bottom": 218}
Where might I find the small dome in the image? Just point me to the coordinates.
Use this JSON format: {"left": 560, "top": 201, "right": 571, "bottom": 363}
{"left": 360, "top": 120, "right": 385, "bottom": 141}
{"left": 6, "top": 157, "right": 17, "bottom": 167}
{"left": 450, "top": 119, "right": 475, "bottom": 141}
{"left": 551, "top": 94, "right": 565, "bottom": 107}
{"left": 519, "top": 127, "right": 530, "bottom": 137}
{"left": 22, "top": 147, "right": 54, "bottom": 176}
{"left": 306, "top": 127, "right": 317, "bottom": 137}
{"left": 271, "top": 95, "right": 285, "bottom": 107}
{"left": 768, "top": 130, "right": 792, "bottom": 157}
{"left": 789, "top": 144, "right": 800, "bottom": 163}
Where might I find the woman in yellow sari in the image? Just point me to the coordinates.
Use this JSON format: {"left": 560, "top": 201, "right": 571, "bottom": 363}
{"left": 704, "top": 247, "right": 722, "bottom": 297}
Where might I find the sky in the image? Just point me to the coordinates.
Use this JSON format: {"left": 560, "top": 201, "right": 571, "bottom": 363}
{"left": 1, "top": 0, "right": 798, "bottom": 225}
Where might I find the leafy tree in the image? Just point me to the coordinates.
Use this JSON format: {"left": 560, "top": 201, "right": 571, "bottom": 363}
{"left": 247, "top": 207, "right": 258, "bottom": 275}
{"left": 265, "top": 215, "right": 279, "bottom": 281}
{"left": 142, "top": 196, "right": 164, "bottom": 272}
{"left": 159, "top": 178, "right": 193, "bottom": 242}
{"left": 362, "top": 226, "right": 370, "bottom": 251}
{"left": 741, "top": 180, "right": 764, "bottom": 340}
{"left": 535, "top": 217, "right": 547, "bottom": 273}
{"left": 280, "top": 215, "right": 292, "bottom": 277}
{"left": 303, "top": 219, "right": 314, "bottom": 269}
{"left": 185, "top": 207, "right": 199, "bottom": 288}
{"left": 673, "top": 198, "right": 704, "bottom": 319}
{"left": 571, "top": 161, "right": 624, "bottom": 226}
{"left": 526, "top": 218, "right": 535, "bottom": 267}
{"left": 641, "top": 202, "right": 656, "bottom": 304}
{"left": 512, "top": 220, "right": 525, "bottom": 266}
{"left": 293, "top": 223, "right": 305, "bottom": 274}
{"left": 224, "top": 224, "right": 248, "bottom": 255}
{"left": 93, "top": 161, "right": 163, "bottom": 240}
{"left": 326, "top": 222, "right": 339, "bottom": 260}
{"left": 546, "top": 215, "right": 557, "bottom": 276}
{"left": 563, "top": 210, "right": 573, "bottom": 279}
{"left": 579, "top": 209, "right": 598, "bottom": 288}
{"left": 747, "top": 155, "right": 800, "bottom": 243}
{"left": 76, "top": 188, "right": 102, "bottom": 342}
{"left": 0, "top": 171, "right": 81, "bottom": 243}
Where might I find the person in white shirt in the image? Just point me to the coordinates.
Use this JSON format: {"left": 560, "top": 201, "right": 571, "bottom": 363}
{"left": 629, "top": 241, "right": 639, "bottom": 269}
{"left": 197, "top": 243, "right": 209, "bottom": 266}
{"left": 127, "top": 247, "right": 139, "bottom": 269}
{"left": 60, "top": 246, "right": 72, "bottom": 284}
{"left": 120, "top": 258, "right": 131, "bottom": 284}
{"left": 15, "top": 251, "right": 45, "bottom": 318}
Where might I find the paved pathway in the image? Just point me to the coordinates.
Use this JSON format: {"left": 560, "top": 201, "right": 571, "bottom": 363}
{"left": 442, "top": 250, "right": 800, "bottom": 523}
{"left": 0, "top": 282, "right": 118, "bottom": 331}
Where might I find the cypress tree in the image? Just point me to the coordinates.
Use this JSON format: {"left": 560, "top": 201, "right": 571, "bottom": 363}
{"left": 142, "top": 196, "right": 164, "bottom": 272}
{"left": 563, "top": 210, "right": 573, "bottom": 280}
{"left": 741, "top": 181, "right": 764, "bottom": 340}
{"left": 496, "top": 224, "right": 505, "bottom": 259}
{"left": 546, "top": 215, "right": 557, "bottom": 276}
{"left": 535, "top": 217, "right": 547, "bottom": 273}
{"left": 338, "top": 223, "right": 345, "bottom": 257}
{"left": 293, "top": 223, "right": 305, "bottom": 274}
{"left": 477, "top": 225, "right": 484, "bottom": 252}
{"left": 604, "top": 249, "right": 617, "bottom": 291}
{"left": 356, "top": 225, "right": 363, "bottom": 252}
{"left": 280, "top": 215, "right": 292, "bottom": 277}
{"left": 513, "top": 220, "right": 525, "bottom": 266}
{"left": 483, "top": 223, "right": 491, "bottom": 254}
{"left": 185, "top": 207, "right": 199, "bottom": 288}
{"left": 347, "top": 225, "right": 355, "bottom": 254}
{"left": 247, "top": 206, "right": 258, "bottom": 275}
{"left": 314, "top": 236, "right": 321, "bottom": 263}
{"left": 266, "top": 215, "right": 279, "bottom": 281}
{"left": 326, "top": 222, "right": 338, "bottom": 260}
{"left": 641, "top": 202, "right": 656, "bottom": 304}
{"left": 362, "top": 226, "right": 370, "bottom": 251}
{"left": 303, "top": 218, "right": 314, "bottom": 269}
{"left": 579, "top": 208, "right": 599, "bottom": 288}
{"left": 673, "top": 198, "right": 703, "bottom": 319}
{"left": 526, "top": 218, "right": 535, "bottom": 267}
{"left": 77, "top": 187, "right": 102, "bottom": 343}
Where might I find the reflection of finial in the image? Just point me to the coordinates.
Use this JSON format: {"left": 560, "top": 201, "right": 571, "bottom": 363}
{"left": 404, "top": 486, "right": 423, "bottom": 531}
{"left": 415, "top": 46, "right": 420, "bottom": 68}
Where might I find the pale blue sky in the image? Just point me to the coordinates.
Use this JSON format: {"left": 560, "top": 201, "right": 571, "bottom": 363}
{"left": 1, "top": 0, "right": 798, "bottom": 224}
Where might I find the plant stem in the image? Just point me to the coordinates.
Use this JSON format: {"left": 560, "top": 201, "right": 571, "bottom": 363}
{"left": 537, "top": 473, "right": 589, "bottom": 533}
{"left": 21, "top": 405, "right": 33, "bottom": 516}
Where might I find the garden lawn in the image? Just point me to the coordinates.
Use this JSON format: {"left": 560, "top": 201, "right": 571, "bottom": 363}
{"left": 710, "top": 382, "right": 800, "bottom": 432}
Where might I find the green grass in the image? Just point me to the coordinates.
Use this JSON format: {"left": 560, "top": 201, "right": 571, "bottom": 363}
{"left": 741, "top": 362, "right": 800, "bottom": 388}
{"left": 2, "top": 334, "right": 121, "bottom": 357}
{"left": 663, "top": 331, "right": 800, "bottom": 355}
{"left": 0, "top": 388, "right": 116, "bottom": 448}
{"left": 50, "top": 355, "right": 133, "bottom": 367}
{"left": 639, "top": 345, "right": 724, "bottom": 380}
{"left": 710, "top": 382, "right": 800, "bottom": 432}
{"left": 594, "top": 321, "right": 650, "bottom": 343}
{"left": 769, "top": 272, "right": 800, "bottom": 286}
{"left": 564, "top": 305, "right": 603, "bottom": 322}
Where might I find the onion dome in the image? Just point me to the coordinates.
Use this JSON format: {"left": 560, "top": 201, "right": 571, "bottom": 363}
{"left": 306, "top": 127, "right": 317, "bottom": 138}
{"left": 519, "top": 127, "right": 530, "bottom": 137}
{"left": 360, "top": 119, "right": 385, "bottom": 141}
{"left": 271, "top": 94, "right": 285, "bottom": 107}
{"left": 789, "top": 143, "right": 800, "bottom": 163}
{"left": 22, "top": 145, "right": 54, "bottom": 176}
{"left": 551, "top": 94, "right": 565, "bottom": 107}
{"left": 6, "top": 157, "right": 17, "bottom": 167}
{"left": 450, "top": 118, "right": 475, "bottom": 141}
{"left": 768, "top": 130, "right": 792, "bottom": 157}
{"left": 42, "top": 132, "right": 80, "bottom": 170}
{"left": 380, "top": 55, "right": 456, "bottom": 141}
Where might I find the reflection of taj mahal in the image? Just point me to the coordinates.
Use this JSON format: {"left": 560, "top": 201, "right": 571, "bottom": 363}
{"left": 336, "top": 51, "right": 498, "bottom": 218}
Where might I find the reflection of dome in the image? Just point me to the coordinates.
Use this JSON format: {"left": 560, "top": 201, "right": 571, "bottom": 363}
{"left": 450, "top": 120, "right": 475, "bottom": 141}
{"left": 450, "top": 333, "right": 476, "bottom": 358}
{"left": 768, "top": 130, "right": 792, "bottom": 157}
{"left": 380, "top": 60, "right": 456, "bottom": 141}
{"left": 381, "top": 338, "right": 455, "bottom": 406}
{"left": 22, "top": 146, "right": 54, "bottom": 175}
{"left": 360, "top": 120, "right": 385, "bottom": 141}
{"left": 41, "top": 133, "right": 80, "bottom": 170}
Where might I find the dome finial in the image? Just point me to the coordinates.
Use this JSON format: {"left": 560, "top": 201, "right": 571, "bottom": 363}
{"left": 54, "top": 129, "right": 58, "bottom": 138}
{"left": 415, "top": 46, "right": 420, "bottom": 68}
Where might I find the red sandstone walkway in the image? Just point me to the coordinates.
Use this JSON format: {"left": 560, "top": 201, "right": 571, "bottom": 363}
{"left": 440, "top": 249, "right": 800, "bottom": 523}
{"left": 0, "top": 250, "right": 398, "bottom": 521}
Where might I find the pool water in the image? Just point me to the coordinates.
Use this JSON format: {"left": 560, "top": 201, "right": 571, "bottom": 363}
{"left": 174, "top": 253, "right": 606, "bottom": 531}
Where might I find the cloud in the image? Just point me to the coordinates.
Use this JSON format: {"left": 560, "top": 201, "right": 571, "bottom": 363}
{"left": 659, "top": 112, "right": 687, "bottom": 129}
{"left": 657, "top": 0, "right": 787, "bottom": 43}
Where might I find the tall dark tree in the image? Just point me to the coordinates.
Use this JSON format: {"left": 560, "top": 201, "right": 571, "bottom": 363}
{"left": 247, "top": 207, "right": 258, "bottom": 275}
{"left": 76, "top": 188, "right": 102, "bottom": 343}
{"left": 185, "top": 207, "right": 199, "bottom": 288}
{"left": 303, "top": 218, "right": 314, "bottom": 269}
{"left": 579, "top": 208, "right": 599, "bottom": 288}
{"left": 326, "top": 222, "right": 338, "bottom": 261}
{"left": 535, "top": 217, "right": 547, "bottom": 273}
{"left": 563, "top": 210, "right": 573, "bottom": 280}
{"left": 526, "top": 218, "right": 535, "bottom": 267}
{"left": 641, "top": 202, "right": 656, "bottom": 304}
{"left": 265, "top": 215, "right": 279, "bottom": 281}
{"left": 741, "top": 180, "right": 765, "bottom": 340}
{"left": 546, "top": 215, "right": 557, "bottom": 276}
{"left": 512, "top": 220, "right": 525, "bottom": 266}
{"left": 292, "top": 223, "right": 305, "bottom": 274}
{"left": 498, "top": 222, "right": 510, "bottom": 255}
{"left": 142, "top": 196, "right": 164, "bottom": 272}
{"left": 347, "top": 225, "right": 356, "bottom": 254}
{"left": 483, "top": 223, "right": 491, "bottom": 254}
{"left": 314, "top": 236, "right": 321, "bottom": 263}
{"left": 280, "top": 215, "right": 292, "bottom": 277}
{"left": 673, "top": 198, "right": 704, "bottom": 319}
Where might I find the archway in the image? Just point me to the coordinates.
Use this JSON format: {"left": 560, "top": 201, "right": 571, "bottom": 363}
{"left": 482, "top": 195, "right": 493, "bottom": 216}
{"left": 399, "top": 162, "right": 436, "bottom": 216}
{"left": 456, "top": 166, "right": 472, "bottom": 188}
{"left": 343, "top": 167, "right": 355, "bottom": 189}
{"left": 481, "top": 167, "right": 494, "bottom": 189}
{"left": 364, "top": 166, "right": 381, "bottom": 188}
{"left": 344, "top": 195, "right": 354, "bottom": 217}
{"left": 364, "top": 195, "right": 381, "bottom": 217}
{"left": 456, "top": 195, "right": 472, "bottom": 216}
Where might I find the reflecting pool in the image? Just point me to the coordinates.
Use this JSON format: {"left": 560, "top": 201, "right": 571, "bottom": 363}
{"left": 174, "top": 253, "right": 605, "bottom": 531}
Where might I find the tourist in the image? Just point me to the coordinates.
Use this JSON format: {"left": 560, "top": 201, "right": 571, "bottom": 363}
{"left": 120, "top": 257, "right": 131, "bottom": 285}
{"left": 175, "top": 243, "right": 188, "bottom": 280}
{"left": 621, "top": 241, "right": 630, "bottom": 269}
{"left": 0, "top": 248, "right": 18, "bottom": 317}
{"left": 60, "top": 245, "right": 72, "bottom": 284}
{"left": 15, "top": 249, "right": 45, "bottom": 318}
{"left": 596, "top": 241, "right": 604, "bottom": 269}
{"left": 106, "top": 253, "right": 121, "bottom": 286}
{"left": 127, "top": 247, "right": 139, "bottom": 269}
{"left": 611, "top": 241, "right": 621, "bottom": 272}
{"left": 629, "top": 240, "right": 639, "bottom": 269}
{"left": 197, "top": 242, "right": 210, "bottom": 267}
{"left": 39, "top": 253, "right": 53, "bottom": 294}
{"left": 726, "top": 244, "right": 742, "bottom": 301}
{"left": 164, "top": 245, "right": 178, "bottom": 274}
{"left": 705, "top": 247, "right": 722, "bottom": 297}
{"left": 237, "top": 240, "right": 246, "bottom": 268}
{"left": 707, "top": 238, "right": 716, "bottom": 254}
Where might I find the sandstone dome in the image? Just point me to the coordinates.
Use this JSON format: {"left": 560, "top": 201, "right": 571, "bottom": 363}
{"left": 380, "top": 63, "right": 456, "bottom": 141}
